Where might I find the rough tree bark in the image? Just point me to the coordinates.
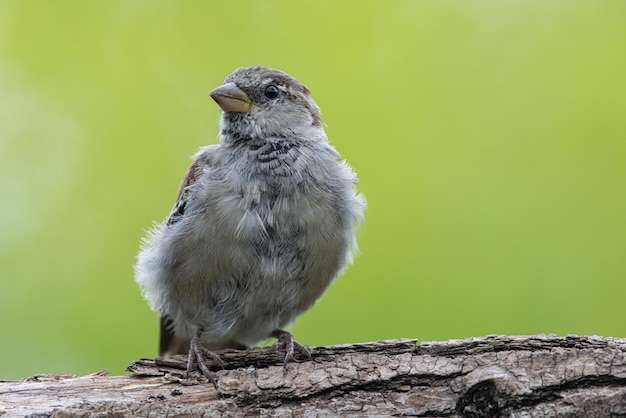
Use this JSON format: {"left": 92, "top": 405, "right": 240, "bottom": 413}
{"left": 2, "top": 335, "right": 626, "bottom": 417}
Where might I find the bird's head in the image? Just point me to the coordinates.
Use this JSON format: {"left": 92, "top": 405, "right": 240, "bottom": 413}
{"left": 210, "top": 66, "right": 323, "bottom": 144}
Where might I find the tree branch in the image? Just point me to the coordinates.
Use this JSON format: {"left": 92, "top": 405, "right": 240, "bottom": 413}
{"left": 2, "top": 335, "right": 626, "bottom": 417}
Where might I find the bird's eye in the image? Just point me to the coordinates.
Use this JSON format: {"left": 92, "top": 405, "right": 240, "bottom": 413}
{"left": 264, "top": 85, "right": 279, "bottom": 99}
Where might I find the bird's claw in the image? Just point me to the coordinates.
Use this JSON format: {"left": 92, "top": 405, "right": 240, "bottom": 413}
{"left": 271, "top": 329, "right": 312, "bottom": 367}
{"left": 186, "top": 336, "right": 224, "bottom": 388}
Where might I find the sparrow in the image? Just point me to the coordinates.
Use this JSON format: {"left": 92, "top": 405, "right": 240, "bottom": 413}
{"left": 134, "top": 66, "right": 366, "bottom": 385}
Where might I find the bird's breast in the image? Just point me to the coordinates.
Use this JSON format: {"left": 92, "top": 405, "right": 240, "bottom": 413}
{"left": 215, "top": 140, "right": 338, "bottom": 248}
{"left": 250, "top": 141, "right": 300, "bottom": 177}
{"left": 232, "top": 179, "right": 333, "bottom": 248}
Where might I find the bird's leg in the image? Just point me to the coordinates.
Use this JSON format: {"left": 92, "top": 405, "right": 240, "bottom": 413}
{"left": 270, "top": 329, "right": 312, "bottom": 366}
{"left": 186, "top": 330, "right": 224, "bottom": 388}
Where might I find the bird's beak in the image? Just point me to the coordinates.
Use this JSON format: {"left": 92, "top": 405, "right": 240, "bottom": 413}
{"left": 210, "top": 82, "right": 251, "bottom": 113}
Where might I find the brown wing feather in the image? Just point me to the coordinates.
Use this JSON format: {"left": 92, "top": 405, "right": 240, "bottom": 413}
{"left": 166, "top": 160, "right": 201, "bottom": 226}
{"left": 159, "top": 160, "right": 202, "bottom": 355}
{"left": 158, "top": 157, "right": 251, "bottom": 355}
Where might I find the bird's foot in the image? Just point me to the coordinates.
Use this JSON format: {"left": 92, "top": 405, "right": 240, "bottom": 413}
{"left": 186, "top": 335, "right": 224, "bottom": 388}
{"left": 270, "top": 329, "right": 312, "bottom": 367}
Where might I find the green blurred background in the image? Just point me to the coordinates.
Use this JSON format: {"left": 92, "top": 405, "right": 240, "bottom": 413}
{"left": 1, "top": 1, "right": 625, "bottom": 379}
